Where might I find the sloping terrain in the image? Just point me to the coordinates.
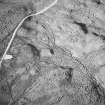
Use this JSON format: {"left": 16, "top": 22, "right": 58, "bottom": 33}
{"left": 1, "top": 0, "right": 105, "bottom": 105}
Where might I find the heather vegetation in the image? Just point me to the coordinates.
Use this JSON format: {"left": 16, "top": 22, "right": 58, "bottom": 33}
{"left": 0, "top": 0, "right": 105, "bottom": 105}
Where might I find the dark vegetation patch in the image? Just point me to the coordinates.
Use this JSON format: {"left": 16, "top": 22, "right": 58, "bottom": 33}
{"left": 89, "top": 75, "right": 105, "bottom": 105}
{"left": 27, "top": 43, "right": 40, "bottom": 57}
{"left": 74, "top": 21, "right": 88, "bottom": 34}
